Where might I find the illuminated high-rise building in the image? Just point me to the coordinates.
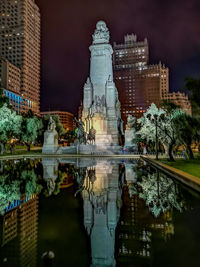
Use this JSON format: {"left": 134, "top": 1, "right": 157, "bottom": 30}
{"left": 0, "top": 0, "right": 41, "bottom": 114}
{"left": 113, "top": 34, "right": 169, "bottom": 125}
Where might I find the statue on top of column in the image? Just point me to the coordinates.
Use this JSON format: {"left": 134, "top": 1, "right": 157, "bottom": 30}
{"left": 92, "top": 21, "right": 110, "bottom": 44}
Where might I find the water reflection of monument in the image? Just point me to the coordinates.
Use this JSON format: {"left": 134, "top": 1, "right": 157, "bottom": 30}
{"left": 0, "top": 195, "right": 38, "bottom": 267}
{"left": 42, "top": 158, "right": 58, "bottom": 195}
{"left": 80, "top": 161, "right": 123, "bottom": 266}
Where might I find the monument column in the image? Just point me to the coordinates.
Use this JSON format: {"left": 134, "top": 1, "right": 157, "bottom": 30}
{"left": 82, "top": 21, "right": 123, "bottom": 150}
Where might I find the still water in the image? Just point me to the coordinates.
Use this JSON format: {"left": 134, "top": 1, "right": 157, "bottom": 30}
{"left": 0, "top": 157, "right": 200, "bottom": 267}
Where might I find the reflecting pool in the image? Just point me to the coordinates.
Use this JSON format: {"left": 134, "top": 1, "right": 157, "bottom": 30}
{"left": 0, "top": 158, "right": 200, "bottom": 267}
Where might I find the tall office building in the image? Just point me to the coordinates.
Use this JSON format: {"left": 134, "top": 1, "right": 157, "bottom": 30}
{"left": 113, "top": 34, "right": 169, "bottom": 125}
{"left": 0, "top": 0, "right": 40, "bottom": 114}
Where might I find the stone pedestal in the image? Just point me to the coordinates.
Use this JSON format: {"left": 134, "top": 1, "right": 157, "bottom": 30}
{"left": 42, "top": 130, "right": 59, "bottom": 154}
{"left": 125, "top": 128, "right": 137, "bottom": 151}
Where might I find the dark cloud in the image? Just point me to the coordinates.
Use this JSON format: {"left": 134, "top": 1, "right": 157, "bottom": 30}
{"left": 36, "top": 0, "right": 200, "bottom": 114}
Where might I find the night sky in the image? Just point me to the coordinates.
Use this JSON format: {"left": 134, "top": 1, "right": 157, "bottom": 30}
{"left": 36, "top": 0, "right": 200, "bottom": 115}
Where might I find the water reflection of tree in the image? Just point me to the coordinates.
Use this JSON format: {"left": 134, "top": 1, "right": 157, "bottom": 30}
{"left": 137, "top": 170, "right": 185, "bottom": 218}
{"left": 0, "top": 159, "right": 42, "bottom": 215}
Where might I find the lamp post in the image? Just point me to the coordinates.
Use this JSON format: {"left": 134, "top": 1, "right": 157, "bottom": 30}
{"left": 147, "top": 113, "right": 159, "bottom": 160}
{"left": 155, "top": 115, "right": 158, "bottom": 160}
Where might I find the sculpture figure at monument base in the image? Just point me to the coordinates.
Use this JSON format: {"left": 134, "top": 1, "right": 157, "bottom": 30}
{"left": 42, "top": 117, "right": 59, "bottom": 154}
{"left": 124, "top": 115, "right": 137, "bottom": 152}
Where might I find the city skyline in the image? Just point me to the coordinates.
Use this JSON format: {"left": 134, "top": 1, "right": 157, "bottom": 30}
{"left": 36, "top": 0, "right": 200, "bottom": 115}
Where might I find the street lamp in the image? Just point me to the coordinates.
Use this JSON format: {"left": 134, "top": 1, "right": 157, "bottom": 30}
{"left": 154, "top": 114, "right": 159, "bottom": 160}
{"left": 147, "top": 113, "right": 159, "bottom": 160}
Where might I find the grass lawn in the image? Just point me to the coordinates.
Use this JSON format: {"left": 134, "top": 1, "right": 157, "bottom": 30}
{"left": 0, "top": 149, "right": 42, "bottom": 157}
{"left": 162, "top": 158, "right": 200, "bottom": 178}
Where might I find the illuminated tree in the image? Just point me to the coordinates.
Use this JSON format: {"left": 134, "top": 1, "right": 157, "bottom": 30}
{"left": 0, "top": 104, "right": 22, "bottom": 154}
{"left": 137, "top": 103, "right": 184, "bottom": 161}
{"left": 20, "top": 116, "right": 42, "bottom": 151}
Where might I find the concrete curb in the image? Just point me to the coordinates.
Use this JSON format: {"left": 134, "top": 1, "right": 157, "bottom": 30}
{"left": 141, "top": 156, "right": 200, "bottom": 193}
{"left": 0, "top": 154, "right": 141, "bottom": 160}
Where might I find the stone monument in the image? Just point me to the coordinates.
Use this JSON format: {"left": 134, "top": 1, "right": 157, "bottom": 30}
{"left": 45, "top": 21, "right": 124, "bottom": 155}
{"left": 42, "top": 116, "right": 59, "bottom": 154}
{"left": 125, "top": 115, "right": 137, "bottom": 152}
{"left": 81, "top": 21, "right": 123, "bottom": 153}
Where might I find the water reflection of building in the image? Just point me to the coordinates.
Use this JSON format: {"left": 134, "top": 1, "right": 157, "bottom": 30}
{"left": 0, "top": 195, "right": 38, "bottom": 267}
{"left": 116, "top": 169, "right": 174, "bottom": 266}
{"left": 80, "top": 161, "right": 123, "bottom": 267}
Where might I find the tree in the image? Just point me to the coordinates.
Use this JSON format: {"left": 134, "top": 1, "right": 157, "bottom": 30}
{"left": 20, "top": 110, "right": 42, "bottom": 151}
{"left": 0, "top": 89, "right": 9, "bottom": 108}
{"left": 160, "top": 99, "right": 180, "bottom": 112}
{"left": 0, "top": 104, "right": 22, "bottom": 154}
{"left": 157, "top": 108, "right": 184, "bottom": 161}
{"left": 20, "top": 117, "right": 41, "bottom": 151}
{"left": 175, "top": 114, "right": 200, "bottom": 159}
{"left": 137, "top": 103, "right": 184, "bottom": 161}
{"left": 185, "top": 78, "right": 200, "bottom": 118}
{"left": 64, "top": 130, "right": 76, "bottom": 145}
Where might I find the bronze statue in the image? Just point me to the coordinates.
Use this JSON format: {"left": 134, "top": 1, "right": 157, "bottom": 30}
{"left": 87, "top": 126, "right": 96, "bottom": 145}
{"left": 74, "top": 117, "right": 87, "bottom": 144}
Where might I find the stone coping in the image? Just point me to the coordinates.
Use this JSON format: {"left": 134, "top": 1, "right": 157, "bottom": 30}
{"left": 141, "top": 156, "right": 200, "bottom": 193}
{"left": 0, "top": 154, "right": 140, "bottom": 161}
